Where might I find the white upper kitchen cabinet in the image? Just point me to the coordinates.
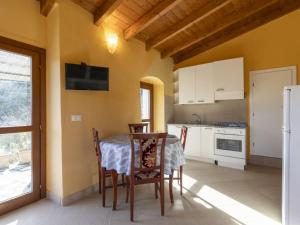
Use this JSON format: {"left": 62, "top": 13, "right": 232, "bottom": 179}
{"left": 178, "top": 66, "right": 195, "bottom": 104}
{"left": 195, "top": 63, "right": 215, "bottom": 104}
{"left": 178, "top": 63, "right": 214, "bottom": 104}
{"left": 200, "top": 127, "right": 214, "bottom": 160}
{"left": 213, "top": 57, "right": 244, "bottom": 100}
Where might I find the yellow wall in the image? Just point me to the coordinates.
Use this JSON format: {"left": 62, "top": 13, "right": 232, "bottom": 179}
{"left": 0, "top": 0, "right": 174, "bottom": 200}
{"left": 0, "top": 0, "right": 46, "bottom": 48}
{"left": 45, "top": 4, "right": 63, "bottom": 199}
{"left": 175, "top": 8, "right": 300, "bottom": 158}
{"left": 57, "top": 0, "right": 173, "bottom": 197}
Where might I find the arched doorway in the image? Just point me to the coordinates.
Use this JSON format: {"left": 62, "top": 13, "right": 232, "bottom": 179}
{"left": 140, "top": 76, "right": 165, "bottom": 132}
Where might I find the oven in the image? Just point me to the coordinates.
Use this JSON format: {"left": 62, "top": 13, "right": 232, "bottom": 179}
{"left": 214, "top": 128, "right": 246, "bottom": 159}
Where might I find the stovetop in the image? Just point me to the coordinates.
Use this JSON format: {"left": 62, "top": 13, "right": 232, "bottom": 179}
{"left": 211, "top": 122, "right": 247, "bottom": 128}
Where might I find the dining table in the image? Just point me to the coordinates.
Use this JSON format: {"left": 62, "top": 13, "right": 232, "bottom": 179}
{"left": 99, "top": 134, "right": 185, "bottom": 209}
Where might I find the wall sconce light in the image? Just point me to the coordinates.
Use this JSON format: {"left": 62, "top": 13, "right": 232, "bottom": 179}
{"left": 105, "top": 32, "right": 118, "bottom": 54}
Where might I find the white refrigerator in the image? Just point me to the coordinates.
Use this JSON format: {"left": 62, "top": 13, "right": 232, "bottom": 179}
{"left": 282, "top": 86, "right": 300, "bottom": 225}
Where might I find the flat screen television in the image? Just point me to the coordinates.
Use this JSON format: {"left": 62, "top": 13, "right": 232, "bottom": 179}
{"left": 65, "top": 63, "right": 109, "bottom": 90}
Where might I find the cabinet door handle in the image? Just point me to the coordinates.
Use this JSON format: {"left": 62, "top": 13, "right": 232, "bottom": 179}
{"left": 204, "top": 127, "right": 212, "bottom": 130}
{"left": 188, "top": 100, "right": 194, "bottom": 103}
{"left": 197, "top": 100, "right": 205, "bottom": 103}
{"left": 216, "top": 88, "right": 225, "bottom": 91}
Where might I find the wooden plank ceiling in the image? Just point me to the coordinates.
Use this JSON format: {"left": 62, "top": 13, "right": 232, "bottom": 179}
{"left": 41, "top": 0, "right": 300, "bottom": 63}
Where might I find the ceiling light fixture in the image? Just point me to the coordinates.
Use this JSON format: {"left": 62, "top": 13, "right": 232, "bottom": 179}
{"left": 105, "top": 32, "right": 118, "bottom": 54}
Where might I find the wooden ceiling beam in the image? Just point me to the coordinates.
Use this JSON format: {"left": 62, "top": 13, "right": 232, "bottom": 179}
{"left": 173, "top": 0, "right": 300, "bottom": 64}
{"left": 162, "top": 0, "right": 276, "bottom": 58}
{"left": 94, "top": 0, "right": 124, "bottom": 26}
{"left": 39, "top": 0, "right": 56, "bottom": 16}
{"left": 123, "top": 0, "right": 181, "bottom": 40}
{"left": 146, "top": 0, "right": 233, "bottom": 51}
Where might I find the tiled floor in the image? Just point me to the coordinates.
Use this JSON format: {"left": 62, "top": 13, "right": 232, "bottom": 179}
{"left": 0, "top": 160, "right": 282, "bottom": 225}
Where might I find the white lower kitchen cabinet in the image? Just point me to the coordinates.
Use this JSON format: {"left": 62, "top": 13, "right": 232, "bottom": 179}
{"left": 167, "top": 124, "right": 182, "bottom": 138}
{"left": 167, "top": 124, "right": 214, "bottom": 163}
{"left": 200, "top": 127, "right": 214, "bottom": 161}
{"left": 184, "top": 126, "right": 201, "bottom": 158}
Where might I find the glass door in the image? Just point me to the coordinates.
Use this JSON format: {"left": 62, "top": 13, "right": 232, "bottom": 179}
{"left": 0, "top": 40, "right": 43, "bottom": 215}
{"left": 140, "top": 82, "right": 154, "bottom": 131}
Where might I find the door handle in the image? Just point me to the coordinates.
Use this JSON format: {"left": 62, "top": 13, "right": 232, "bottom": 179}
{"left": 216, "top": 88, "right": 224, "bottom": 91}
{"left": 188, "top": 100, "right": 194, "bottom": 103}
{"left": 197, "top": 100, "right": 205, "bottom": 103}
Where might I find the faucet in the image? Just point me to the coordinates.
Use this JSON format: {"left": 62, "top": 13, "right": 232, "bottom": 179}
{"left": 192, "top": 113, "right": 201, "bottom": 124}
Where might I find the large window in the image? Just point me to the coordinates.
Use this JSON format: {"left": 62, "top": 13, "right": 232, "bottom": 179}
{"left": 140, "top": 82, "right": 153, "bottom": 131}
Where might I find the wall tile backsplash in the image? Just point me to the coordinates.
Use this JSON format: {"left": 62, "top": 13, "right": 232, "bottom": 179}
{"left": 173, "top": 99, "right": 246, "bottom": 123}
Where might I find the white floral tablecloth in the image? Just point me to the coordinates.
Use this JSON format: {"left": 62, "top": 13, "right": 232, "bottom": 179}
{"left": 99, "top": 134, "right": 185, "bottom": 175}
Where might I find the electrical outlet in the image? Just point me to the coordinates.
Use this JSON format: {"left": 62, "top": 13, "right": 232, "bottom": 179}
{"left": 71, "top": 115, "right": 82, "bottom": 122}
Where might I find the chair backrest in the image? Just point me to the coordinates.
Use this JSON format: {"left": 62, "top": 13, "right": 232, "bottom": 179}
{"left": 128, "top": 123, "right": 148, "bottom": 133}
{"left": 92, "top": 128, "right": 100, "bottom": 158}
{"left": 180, "top": 126, "right": 188, "bottom": 151}
{"left": 129, "top": 132, "right": 167, "bottom": 176}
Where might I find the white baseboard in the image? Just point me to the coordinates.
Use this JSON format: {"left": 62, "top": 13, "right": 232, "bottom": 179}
{"left": 185, "top": 156, "right": 214, "bottom": 164}
{"left": 249, "top": 155, "right": 282, "bottom": 168}
{"left": 46, "top": 191, "right": 63, "bottom": 205}
{"left": 47, "top": 184, "right": 99, "bottom": 206}
{"left": 62, "top": 184, "right": 99, "bottom": 206}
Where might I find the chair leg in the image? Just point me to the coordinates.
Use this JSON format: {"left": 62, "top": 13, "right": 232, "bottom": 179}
{"left": 98, "top": 167, "right": 102, "bottom": 194}
{"left": 169, "top": 170, "right": 174, "bottom": 203}
{"left": 101, "top": 168, "right": 106, "bottom": 207}
{"left": 122, "top": 174, "right": 125, "bottom": 188}
{"left": 160, "top": 177, "right": 165, "bottom": 216}
{"left": 125, "top": 176, "right": 130, "bottom": 203}
{"left": 180, "top": 166, "right": 183, "bottom": 196}
{"left": 155, "top": 183, "right": 158, "bottom": 199}
{"left": 130, "top": 179, "right": 134, "bottom": 221}
{"left": 111, "top": 170, "right": 118, "bottom": 210}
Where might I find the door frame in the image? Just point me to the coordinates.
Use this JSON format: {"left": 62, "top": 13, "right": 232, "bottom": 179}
{"left": 140, "top": 82, "right": 154, "bottom": 132}
{"left": 249, "top": 66, "right": 297, "bottom": 156}
{"left": 0, "top": 35, "right": 46, "bottom": 214}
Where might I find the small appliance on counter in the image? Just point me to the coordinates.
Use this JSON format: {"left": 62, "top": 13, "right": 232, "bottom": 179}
{"left": 213, "top": 124, "right": 246, "bottom": 170}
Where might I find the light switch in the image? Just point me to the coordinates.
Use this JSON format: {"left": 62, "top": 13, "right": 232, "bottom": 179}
{"left": 71, "top": 115, "right": 82, "bottom": 122}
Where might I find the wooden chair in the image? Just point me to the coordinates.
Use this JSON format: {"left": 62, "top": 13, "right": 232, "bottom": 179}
{"left": 92, "top": 128, "right": 125, "bottom": 208}
{"left": 168, "top": 126, "right": 188, "bottom": 200}
{"left": 126, "top": 132, "right": 167, "bottom": 221}
{"left": 128, "top": 123, "right": 148, "bottom": 133}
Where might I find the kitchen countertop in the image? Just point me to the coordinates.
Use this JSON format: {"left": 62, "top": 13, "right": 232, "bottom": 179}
{"left": 168, "top": 122, "right": 247, "bottom": 129}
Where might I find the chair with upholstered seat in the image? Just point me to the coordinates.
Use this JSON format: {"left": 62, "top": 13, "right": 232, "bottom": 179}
{"left": 128, "top": 123, "right": 148, "bottom": 133}
{"left": 168, "top": 126, "right": 188, "bottom": 201}
{"left": 92, "top": 128, "right": 125, "bottom": 207}
{"left": 125, "top": 132, "right": 167, "bottom": 221}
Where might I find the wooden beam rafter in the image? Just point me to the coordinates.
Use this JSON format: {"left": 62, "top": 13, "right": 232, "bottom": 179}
{"left": 94, "top": 0, "right": 123, "bottom": 26}
{"left": 173, "top": 0, "right": 300, "bottom": 64}
{"left": 162, "top": 0, "right": 276, "bottom": 58}
{"left": 123, "top": 0, "right": 181, "bottom": 40}
{"left": 40, "top": 0, "right": 56, "bottom": 16}
{"left": 146, "top": 0, "right": 232, "bottom": 51}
